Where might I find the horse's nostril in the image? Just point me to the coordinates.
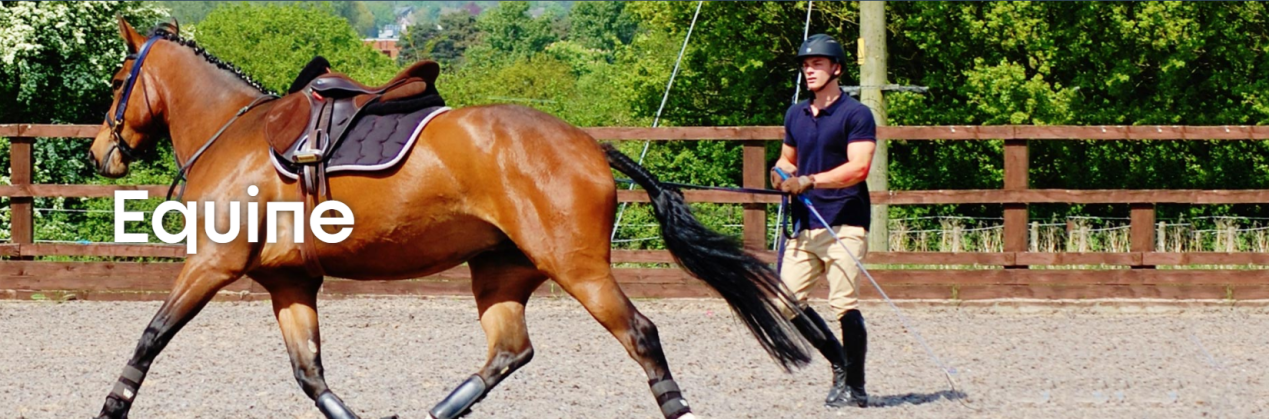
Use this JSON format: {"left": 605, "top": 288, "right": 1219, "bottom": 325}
{"left": 87, "top": 149, "right": 95, "bottom": 163}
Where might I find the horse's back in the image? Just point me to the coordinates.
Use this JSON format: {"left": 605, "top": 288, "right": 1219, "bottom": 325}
{"left": 416, "top": 104, "right": 621, "bottom": 261}
{"left": 419, "top": 104, "right": 617, "bottom": 202}
{"left": 308, "top": 104, "right": 617, "bottom": 279}
{"left": 427, "top": 104, "right": 608, "bottom": 161}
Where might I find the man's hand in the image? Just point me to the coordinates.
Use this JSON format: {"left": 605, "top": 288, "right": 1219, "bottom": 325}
{"left": 766, "top": 168, "right": 796, "bottom": 190}
{"left": 780, "top": 175, "right": 815, "bottom": 195}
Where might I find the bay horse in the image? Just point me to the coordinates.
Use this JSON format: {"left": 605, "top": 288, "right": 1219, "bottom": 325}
{"left": 87, "top": 19, "right": 813, "bottom": 419}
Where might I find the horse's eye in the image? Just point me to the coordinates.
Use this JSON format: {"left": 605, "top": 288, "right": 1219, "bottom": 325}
{"left": 112, "top": 79, "right": 123, "bottom": 90}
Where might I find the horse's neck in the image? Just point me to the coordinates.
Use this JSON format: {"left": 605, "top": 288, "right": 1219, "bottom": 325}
{"left": 159, "top": 61, "right": 269, "bottom": 166}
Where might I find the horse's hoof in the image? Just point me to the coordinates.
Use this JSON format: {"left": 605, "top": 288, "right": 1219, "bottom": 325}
{"left": 381, "top": 416, "right": 400, "bottom": 419}
{"left": 679, "top": 414, "right": 699, "bottom": 419}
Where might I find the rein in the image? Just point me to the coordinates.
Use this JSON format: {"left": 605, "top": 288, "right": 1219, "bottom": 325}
{"left": 613, "top": 178, "right": 783, "bottom": 196}
{"left": 613, "top": 176, "right": 797, "bottom": 255}
{"left": 165, "top": 95, "right": 276, "bottom": 201}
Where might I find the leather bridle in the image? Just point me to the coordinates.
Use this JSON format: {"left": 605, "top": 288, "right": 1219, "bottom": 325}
{"left": 103, "top": 36, "right": 161, "bottom": 167}
{"left": 100, "top": 34, "right": 275, "bottom": 201}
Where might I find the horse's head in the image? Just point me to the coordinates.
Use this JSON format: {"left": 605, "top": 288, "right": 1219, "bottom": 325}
{"left": 89, "top": 18, "right": 178, "bottom": 178}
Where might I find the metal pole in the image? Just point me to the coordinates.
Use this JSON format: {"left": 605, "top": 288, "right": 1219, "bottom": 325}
{"left": 611, "top": 1, "right": 704, "bottom": 243}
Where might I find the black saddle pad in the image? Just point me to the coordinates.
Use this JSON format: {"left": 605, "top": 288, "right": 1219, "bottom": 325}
{"left": 272, "top": 105, "right": 449, "bottom": 178}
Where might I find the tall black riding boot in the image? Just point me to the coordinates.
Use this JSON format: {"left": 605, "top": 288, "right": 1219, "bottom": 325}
{"left": 790, "top": 309, "right": 849, "bottom": 406}
{"left": 840, "top": 309, "right": 869, "bottom": 407}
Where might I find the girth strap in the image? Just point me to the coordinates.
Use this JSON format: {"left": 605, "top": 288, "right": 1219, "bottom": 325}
{"left": 298, "top": 174, "right": 327, "bottom": 279}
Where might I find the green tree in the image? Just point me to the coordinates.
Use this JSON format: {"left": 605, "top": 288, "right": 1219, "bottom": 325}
{"left": 882, "top": 2, "right": 1269, "bottom": 222}
{"left": 608, "top": 1, "right": 839, "bottom": 199}
{"left": 193, "top": 2, "right": 400, "bottom": 95}
{"left": 567, "top": 1, "right": 637, "bottom": 53}
{"left": 399, "top": 10, "right": 480, "bottom": 66}
{"left": 363, "top": 1, "right": 398, "bottom": 33}
{"left": 156, "top": 1, "right": 219, "bottom": 24}
{"left": 623, "top": 1, "right": 859, "bottom": 127}
{"left": 0, "top": 1, "right": 166, "bottom": 124}
{"left": 330, "top": 1, "right": 376, "bottom": 37}
{"left": 0, "top": 1, "right": 174, "bottom": 243}
{"left": 471, "top": 1, "right": 559, "bottom": 61}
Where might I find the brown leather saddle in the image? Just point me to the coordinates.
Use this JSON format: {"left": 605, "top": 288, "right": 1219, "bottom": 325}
{"left": 263, "top": 59, "right": 441, "bottom": 170}
{"left": 260, "top": 58, "right": 443, "bottom": 278}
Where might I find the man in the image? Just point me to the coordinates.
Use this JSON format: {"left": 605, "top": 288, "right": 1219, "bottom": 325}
{"left": 771, "top": 33, "right": 876, "bottom": 409}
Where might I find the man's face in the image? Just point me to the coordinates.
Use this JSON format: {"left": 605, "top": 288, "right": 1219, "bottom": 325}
{"left": 802, "top": 57, "right": 840, "bottom": 91}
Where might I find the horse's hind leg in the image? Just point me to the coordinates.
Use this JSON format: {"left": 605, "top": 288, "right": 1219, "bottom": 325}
{"left": 489, "top": 197, "right": 694, "bottom": 417}
{"left": 549, "top": 261, "right": 695, "bottom": 419}
{"left": 254, "top": 272, "right": 394, "bottom": 419}
{"left": 95, "top": 261, "right": 243, "bottom": 419}
{"left": 427, "top": 249, "right": 546, "bottom": 419}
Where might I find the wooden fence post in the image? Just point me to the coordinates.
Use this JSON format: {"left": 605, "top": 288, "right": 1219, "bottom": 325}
{"left": 1131, "top": 203, "right": 1156, "bottom": 269}
{"left": 10, "top": 135, "right": 33, "bottom": 254}
{"left": 1003, "top": 139, "right": 1028, "bottom": 268}
{"left": 742, "top": 140, "right": 767, "bottom": 250}
{"left": 1030, "top": 221, "right": 1039, "bottom": 252}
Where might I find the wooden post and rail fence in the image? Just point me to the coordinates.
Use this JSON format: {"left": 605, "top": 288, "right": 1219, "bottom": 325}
{"left": 1, "top": 124, "right": 1267, "bottom": 301}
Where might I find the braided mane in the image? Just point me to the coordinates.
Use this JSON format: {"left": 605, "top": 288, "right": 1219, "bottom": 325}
{"left": 146, "top": 25, "right": 279, "bottom": 96}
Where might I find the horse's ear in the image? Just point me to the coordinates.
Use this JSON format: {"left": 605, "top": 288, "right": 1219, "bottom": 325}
{"left": 169, "top": 17, "right": 180, "bottom": 36}
{"left": 117, "top": 16, "right": 145, "bottom": 53}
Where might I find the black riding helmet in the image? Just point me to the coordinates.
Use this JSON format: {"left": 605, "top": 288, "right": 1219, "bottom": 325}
{"left": 796, "top": 34, "right": 847, "bottom": 78}
{"left": 797, "top": 34, "right": 847, "bottom": 63}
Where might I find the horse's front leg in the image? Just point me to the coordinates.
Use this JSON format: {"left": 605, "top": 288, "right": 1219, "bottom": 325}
{"left": 253, "top": 271, "right": 399, "bottom": 419}
{"left": 95, "top": 256, "right": 245, "bottom": 419}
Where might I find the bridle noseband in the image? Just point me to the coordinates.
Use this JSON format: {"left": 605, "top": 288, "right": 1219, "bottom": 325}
{"left": 105, "top": 36, "right": 160, "bottom": 163}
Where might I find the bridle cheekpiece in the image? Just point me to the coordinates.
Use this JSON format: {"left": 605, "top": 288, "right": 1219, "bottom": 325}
{"left": 105, "top": 35, "right": 161, "bottom": 162}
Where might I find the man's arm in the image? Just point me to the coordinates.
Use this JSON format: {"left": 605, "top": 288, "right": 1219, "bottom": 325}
{"left": 775, "top": 144, "right": 798, "bottom": 173}
{"left": 771, "top": 144, "right": 798, "bottom": 187}
{"left": 807, "top": 141, "right": 875, "bottom": 189}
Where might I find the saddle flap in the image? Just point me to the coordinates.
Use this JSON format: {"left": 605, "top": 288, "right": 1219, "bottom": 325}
{"left": 263, "top": 93, "right": 310, "bottom": 155}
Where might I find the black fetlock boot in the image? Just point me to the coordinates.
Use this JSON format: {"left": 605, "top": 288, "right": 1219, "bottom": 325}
{"left": 840, "top": 309, "right": 869, "bottom": 408}
{"left": 790, "top": 309, "right": 849, "bottom": 407}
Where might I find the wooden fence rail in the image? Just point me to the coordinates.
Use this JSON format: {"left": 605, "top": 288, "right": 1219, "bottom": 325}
{"left": 1, "top": 124, "right": 1267, "bottom": 301}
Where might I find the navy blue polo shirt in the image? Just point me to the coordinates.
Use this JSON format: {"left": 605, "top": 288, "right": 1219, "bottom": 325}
{"left": 783, "top": 93, "right": 876, "bottom": 232}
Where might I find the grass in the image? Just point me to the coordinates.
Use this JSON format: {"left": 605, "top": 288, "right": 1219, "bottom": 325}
{"left": 886, "top": 216, "right": 1269, "bottom": 254}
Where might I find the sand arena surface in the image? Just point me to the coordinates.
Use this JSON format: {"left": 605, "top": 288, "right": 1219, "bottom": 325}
{"left": 1, "top": 297, "right": 1266, "bottom": 419}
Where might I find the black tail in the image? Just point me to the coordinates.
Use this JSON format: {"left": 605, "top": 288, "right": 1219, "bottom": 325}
{"left": 602, "top": 143, "right": 812, "bottom": 371}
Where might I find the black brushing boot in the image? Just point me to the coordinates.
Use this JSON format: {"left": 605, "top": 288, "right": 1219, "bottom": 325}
{"left": 790, "top": 309, "right": 849, "bottom": 407}
{"left": 840, "top": 309, "right": 869, "bottom": 407}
